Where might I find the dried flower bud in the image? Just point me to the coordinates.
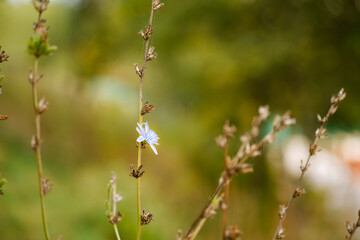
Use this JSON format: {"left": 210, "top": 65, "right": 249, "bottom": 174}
{"left": 309, "top": 144, "right": 317, "bottom": 156}
{"left": 258, "top": 105, "right": 270, "bottom": 120}
{"left": 31, "top": 135, "right": 39, "bottom": 150}
{"left": 278, "top": 204, "right": 287, "bottom": 219}
{"left": 139, "top": 25, "right": 154, "bottom": 41}
{"left": 38, "top": 97, "right": 49, "bottom": 114}
{"left": 28, "top": 70, "right": 34, "bottom": 84}
{"left": 153, "top": 0, "right": 165, "bottom": 11}
{"left": 223, "top": 120, "right": 236, "bottom": 138}
{"left": 134, "top": 63, "right": 143, "bottom": 78}
{"left": 215, "top": 135, "right": 227, "bottom": 149}
{"left": 276, "top": 227, "right": 286, "bottom": 239}
{"left": 130, "top": 164, "right": 145, "bottom": 178}
{"left": 108, "top": 210, "right": 123, "bottom": 224}
{"left": 240, "top": 133, "right": 251, "bottom": 143}
{"left": 146, "top": 46, "right": 157, "bottom": 61}
{"left": 346, "top": 221, "right": 352, "bottom": 234}
{"left": 315, "top": 128, "right": 326, "bottom": 138}
{"left": 317, "top": 114, "right": 325, "bottom": 123}
{"left": 141, "top": 101, "right": 155, "bottom": 115}
{"left": 140, "top": 210, "right": 153, "bottom": 225}
{"left": 293, "top": 187, "right": 306, "bottom": 198}
{"left": 41, "top": 178, "right": 53, "bottom": 195}
{"left": 225, "top": 225, "right": 242, "bottom": 240}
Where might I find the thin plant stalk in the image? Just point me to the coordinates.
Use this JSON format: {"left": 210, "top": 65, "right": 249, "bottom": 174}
{"left": 136, "top": 1, "right": 156, "bottom": 239}
{"left": 222, "top": 140, "right": 229, "bottom": 239}
{"left": 31, "top": 57, "right": 50, "bottom": 240}
{"left": 183, "top": 110, "right": 295, "bottom": 239}
{"left": 190, "top": 219, "right": 207, "bottom": 240}
{"left": 28, "top": 1, "right": 57, "bottom": 238}
{"left": 112, "top": 177, "right": 121, "bottom": 240}
{"left": 272, "top": 89, "right": 346, "bottom": 240}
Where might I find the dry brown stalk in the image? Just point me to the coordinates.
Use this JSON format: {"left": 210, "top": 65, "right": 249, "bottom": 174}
{"left": 344, "top": 210, "right": 360, "bottom": 240}
{"left": 272, "top": 88, "right": 346, "bottom": 240}
{"left": 182, "top": 107, "right": 296, "bottom": 240}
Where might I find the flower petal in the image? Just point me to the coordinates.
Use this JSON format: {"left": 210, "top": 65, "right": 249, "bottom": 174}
{"left": 137, "top": 136, "right": 146, "bottom": 142}
{"left": 149, "top": 144, "right": 158, "bottom": 155}
{"left": 144, "top": 122, "right": 150, "bottom": 133}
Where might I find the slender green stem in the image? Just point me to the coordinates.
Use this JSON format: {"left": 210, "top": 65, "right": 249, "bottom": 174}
{"left": 32, "top": 57, "right": 51, "bottom": 240}
{"left": 113, "top": 224, "right": 121, "bottom": 240}
{"left": 136, "top": 1, "right": 156, "bottom": 239}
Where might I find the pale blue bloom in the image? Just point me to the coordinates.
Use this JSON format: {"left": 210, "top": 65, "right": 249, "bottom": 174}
{"left": 136, "top": 122, "right": 159, "bottom": 155}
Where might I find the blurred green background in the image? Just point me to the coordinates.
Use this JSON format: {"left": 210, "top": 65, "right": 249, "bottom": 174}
{"left": 0, "top": 0, "right": 359, "bottom": 239}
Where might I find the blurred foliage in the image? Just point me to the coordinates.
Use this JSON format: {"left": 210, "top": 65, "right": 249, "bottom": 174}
{"left": 0, "top": 0, "right": 359, "bottom": 239}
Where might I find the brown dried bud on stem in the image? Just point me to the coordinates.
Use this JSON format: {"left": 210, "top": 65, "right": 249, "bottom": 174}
{"left": 140, "top": 210, "right": 153, "bottom": 225}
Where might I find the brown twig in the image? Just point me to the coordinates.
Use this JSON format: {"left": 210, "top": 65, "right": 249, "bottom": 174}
{"left": 272, "top": 88, "right": 346, "bottom": 240}
{"left": 183, "top": 108, "right": 296, "bottom": 240}
{"left": 344, "top": 210, "right": 360, "bottom": 240}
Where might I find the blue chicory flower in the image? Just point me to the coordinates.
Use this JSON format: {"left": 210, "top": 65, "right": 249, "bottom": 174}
{"left": 136, "top": 122, "right": 159, "bottom": 155}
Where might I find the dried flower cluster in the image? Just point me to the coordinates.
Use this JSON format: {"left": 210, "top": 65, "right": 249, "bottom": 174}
{"left": 272, "top": 88, "right": 346, "bottom": 240}
{"left": 344, "top": 210, "right": 360, "bottom": 240}
{"left": 182, "top": 106, "right": 295, "bottom": 240}
{"left": 105, "top": 174, "right": 123, "bottom": 240}
{"left": 106, "top": 174, "right": 124, "bottom": 224}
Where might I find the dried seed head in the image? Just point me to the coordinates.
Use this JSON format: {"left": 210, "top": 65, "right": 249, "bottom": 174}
{"left": 278, "top": 204, "right": 287, "bottom": 219}
{"left": 215, "top": 135, "right": 227, "bottom": 149}
{"left": 129, "top": 164, "right": 145, "bottom": 178}
{"left": 140, "top": 210, "right": 153, "bottom": 225}
{"left": 139, "top": 26, "right": 154, "bottom": 41}
{"left": 146, "top": 46, "right": 157, "bottom": 61}
{"left": 223, "top": 120, "right": 236, "bottom": 138}
{"left": 293, "top": 187, "right": 306, "bottom": 198}
{"left": 258, "top": 105, "right": 270, "bottom": 120}
{"left": 153, "top": 0, "right": 165, "bottom": 11}
{"left": 276, "top": 227, "right": 286, "bottom": 239}
{"left": 108, "top": 210, "right": 123, "bottom": 224}
{"left": 134, "top": 63, "right": 143, "bottom": 78}
{"left": 225, "top": 225, "right": 243, "bottom": 240}
{"left": 346, "top": 221, "right": 353, "bottom": 234}
{"left": 41, "top": 178, "right": 53, "bottom": 195}
{"left": 33, "top": 0, "right": 50, "bottom": 13}
{"left": 141, "top": 101, "right": 155, "bottom": 115}
{"left": 38, "top": 97, "right": 49, "bottom": 114}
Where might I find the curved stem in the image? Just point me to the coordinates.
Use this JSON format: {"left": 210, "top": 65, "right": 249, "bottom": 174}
{"left": 32, "top": 57, "right": 51, "bottom": 240}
